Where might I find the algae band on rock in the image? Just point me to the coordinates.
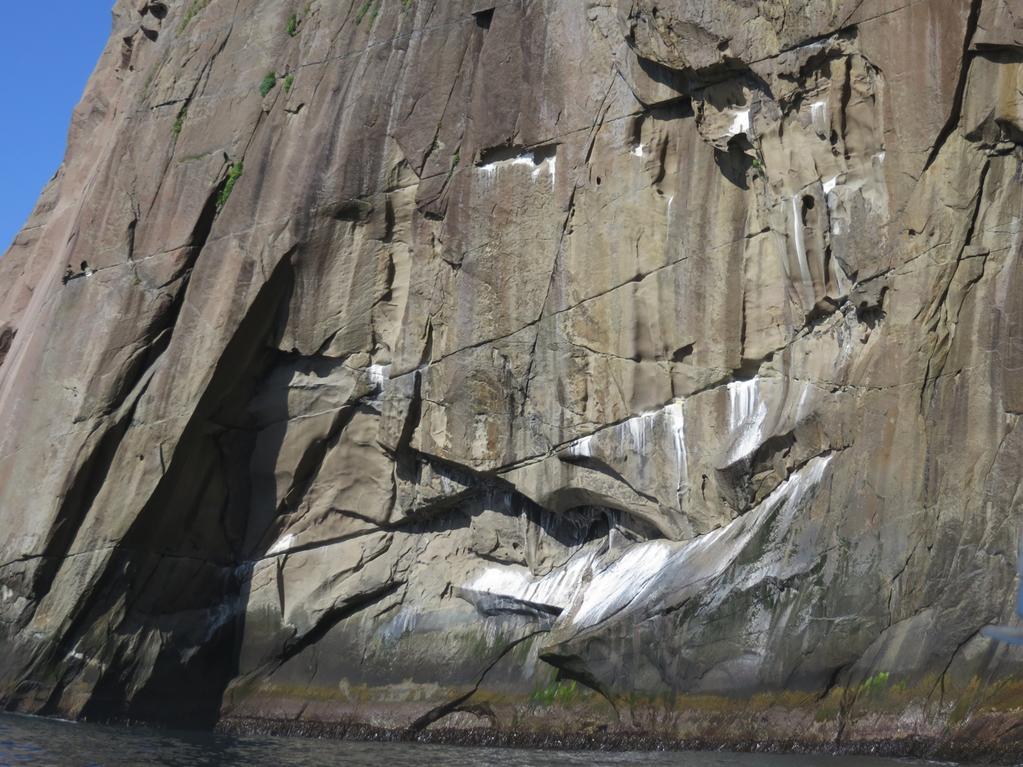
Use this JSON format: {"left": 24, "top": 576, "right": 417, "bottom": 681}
{"left": 1, "top": 0, "right": 1023, "bottom": 761}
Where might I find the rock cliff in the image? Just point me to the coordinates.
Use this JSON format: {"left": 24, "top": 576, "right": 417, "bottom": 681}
{"left": 3, "top": 0, "right": 1023, "bottom": 758}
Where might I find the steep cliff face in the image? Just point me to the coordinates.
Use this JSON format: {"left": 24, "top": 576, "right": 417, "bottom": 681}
{"left": 2, "top": 0, "right": 1023, "bottom": 756}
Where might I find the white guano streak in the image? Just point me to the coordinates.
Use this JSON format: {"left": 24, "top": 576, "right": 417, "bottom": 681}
{"left": 810, "top": 100, "right": 828, "bottom": 136}
{"left": 267, "top": 533, "right": 296, "bottom": 555}
{"left": 727, "top": 378, "right": 769, "bottom": 462}
{"left": 790, "top": 195, "right": 812, "bottom": 285}
{"left": 563, "top": 401, "right": 687, "bottom": 481}
{"left": 727, "top": 109, "right": 750, "bottom": 137}
{"left": 479, "top": 153, "right": 556, "bottom": 182}
{"left": 467, "top": 455, "right": 834, "bottom": 630}
{"left": 569, "top": 542, "right": 673, "bottom": 627}
{"left": 469, "top": 552, "right": 598, "bottom": 613}
{"left": 568, "top": 434, "right": 593, "bottom": 458}
{"left": 368, "top": 363, "right": 390, "bottom": 387}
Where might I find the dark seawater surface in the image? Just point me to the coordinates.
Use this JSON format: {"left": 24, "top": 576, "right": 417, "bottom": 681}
{"left": 0, "top": 713, "right": 979, "bottom": 767}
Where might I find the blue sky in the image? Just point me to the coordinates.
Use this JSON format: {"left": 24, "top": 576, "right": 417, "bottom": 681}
{"left": 1, "top": 5, "right": 111, "bottom": 253}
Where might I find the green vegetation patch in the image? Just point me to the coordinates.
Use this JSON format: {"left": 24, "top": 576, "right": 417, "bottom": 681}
{"left": 530, "top": 679, "right": 579, "bottom": 707}
{"left": 355, "top": 0, "right": 379, "bottom": 24}
{"left": 259, "top": 71, "right": 278, "bottom": 98}
{"left": 216, "top": 161, "right": 244, "bottom": 212}
{"left": 172, "top": 106, "right": 188, "bottom": 137}
{"left": 860, "top": 671, "right": 890, "bottom": 694}
{"left": 284, "top": 73, "right": 295, "bottom": 93}
{"left": 178, "top": 0, "right": 210, "bottom": 32}
{"left": 286, "top": 13, "right": 299, "bottom": 36}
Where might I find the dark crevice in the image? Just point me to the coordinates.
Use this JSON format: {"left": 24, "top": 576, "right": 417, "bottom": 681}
{"left": 120, "top": 34, "right": 136, "bottom": 71}
{"left": 383, "top": 195, "right": 397, "bottom": 242}
{"left": 0, "top": 326, "right": 15, "bottom": 371}
{"left": 472, "top": 8, "right": 494, "bottom": 29}
{"left": 839, "top": 55, "right": 853, "bottom": 157}
{"left": 671, "top": 343, "right": 694, "bottom": 363}
{"left": 125, "top": 216, "right": 138, "bottom": 262}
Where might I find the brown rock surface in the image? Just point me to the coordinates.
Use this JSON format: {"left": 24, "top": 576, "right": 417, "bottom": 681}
{"left": 2, "top": 0, "right": 1023, "bottom": 759}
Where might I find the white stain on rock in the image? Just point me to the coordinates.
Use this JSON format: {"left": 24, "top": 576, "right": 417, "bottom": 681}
{"left": 727, "top": 109, "right": 751, "bottom": 137}
{"left": 810, "top": 100, "right": 828, "bottom": 137}
{"left": 727, "top": 378, "right": 769, "bottom": 462}
{"left": 568, "top": 433, "right": 594, "bottom": 458}
{"left": 790, "top": 195, "right": 812, "bottom": 286}
{"left": 267, "top": 533, "right": 296, "bottom": 556}
{"left": 367, "top": 363, "right": 390, "bottom": 388}
{"left": 465, "top": 542, "right": 674, "bottom": 630}
{"left": 468, "top": 551, "right": 597, "bottom": 615}
{"left": 465, "top": 455, "right": 834, "bottom": 630}
{"left": 564, "top": 401, "right": 688, "bottom": 483}
{"left": 569, "top": 542, "right": 673, "bottom": 627}
{"left": 380, "top": 609, "right": 421, "bottom": 641}
{"left": 479, "top": 152, "right": 556, "bottom": 182}
{"left": 624, "top": 402, "right": 687, "bottom": 474}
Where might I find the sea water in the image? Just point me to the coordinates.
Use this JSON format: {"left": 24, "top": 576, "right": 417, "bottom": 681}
{"left": 0, "top": 712, "right": 978, "bottom": 767}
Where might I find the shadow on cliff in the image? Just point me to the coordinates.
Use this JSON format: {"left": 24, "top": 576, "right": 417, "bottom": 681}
{"left": 61, "top": 254, "right": 300, "bottom": 728}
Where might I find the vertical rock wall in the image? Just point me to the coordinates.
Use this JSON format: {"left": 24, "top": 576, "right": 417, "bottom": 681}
{"left": 1, "top": 0, "right": 1023, "bottom": 757}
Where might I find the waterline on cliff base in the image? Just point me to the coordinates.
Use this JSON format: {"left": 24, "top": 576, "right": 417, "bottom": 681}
{"left": 0, "top": 713, "right": 981, "bottom": 767}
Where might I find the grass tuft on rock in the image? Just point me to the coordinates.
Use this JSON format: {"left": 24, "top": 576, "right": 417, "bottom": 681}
{"left": 216, "top": 162, "right": 244, "bottom": 212}
{"left": 355, "top": 0, "right": 378, "bottom": 24}
{"left": 172, "top": 106, "right": 188, "bottom": 137}
{"left": 178, "top": 0, "right": 210, "bottom": 32}
{"left": 259, "top": 71, "right": 278, "bottom": 98}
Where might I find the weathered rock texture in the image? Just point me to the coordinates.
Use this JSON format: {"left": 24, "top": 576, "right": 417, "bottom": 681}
{"left": 3, "top": 0, "right": 1023, "bottom": 758}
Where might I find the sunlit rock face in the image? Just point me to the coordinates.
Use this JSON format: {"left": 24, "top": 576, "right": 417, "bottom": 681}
{"left": 1, "top": 0, "right": 1023, "bottom": 758}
